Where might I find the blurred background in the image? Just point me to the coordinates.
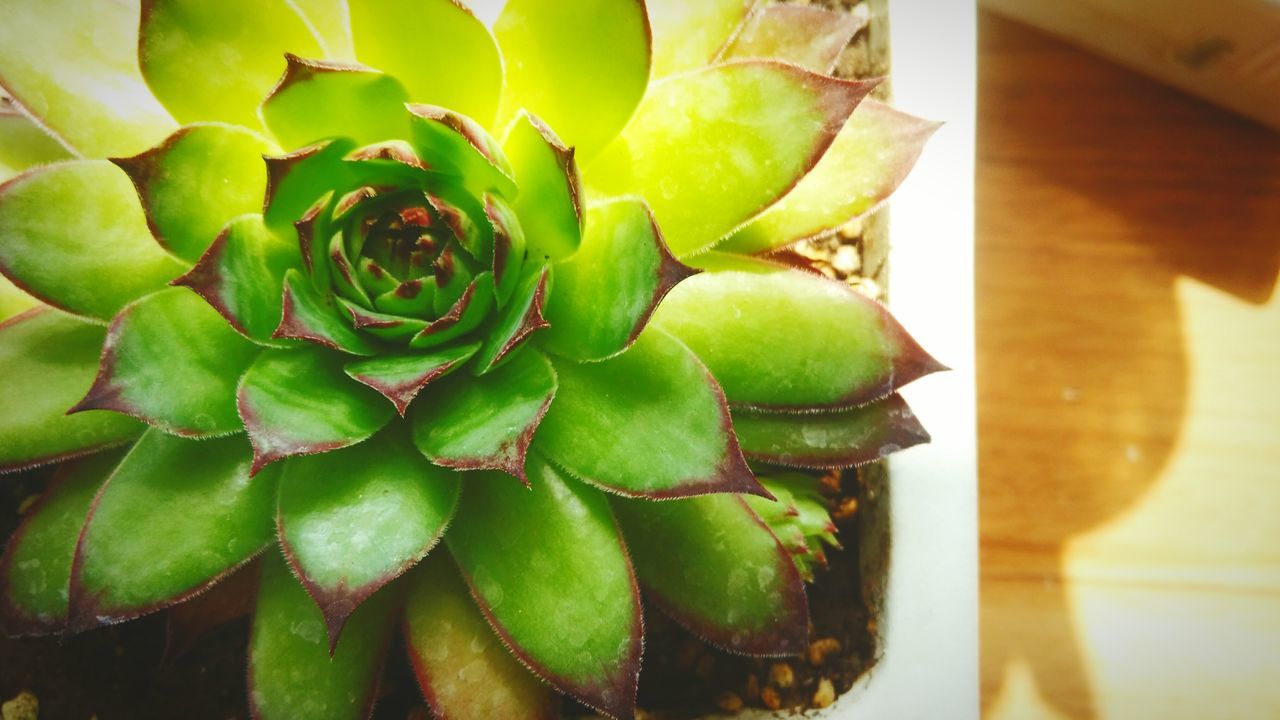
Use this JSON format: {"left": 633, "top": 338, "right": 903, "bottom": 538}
{"left": 974, "top": 2, "right": 1280, "bottom": 719}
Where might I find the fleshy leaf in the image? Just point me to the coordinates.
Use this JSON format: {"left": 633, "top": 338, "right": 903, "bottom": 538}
{"left": 722, "top": 4, "right": 866, "bottom": 74}
{"left": 411, "top": 347, "right": 556, "bottom": 483}
{"left": 249, "top": 553, "right": 396, "bottom": 720}
{"left": 540, "top": 198, "right": 696, "bottom": 362}
{"left": 721, "top": 100, "right": 940, "bottom": 254}
{"left": 237, "top": 348, "right": 395, "bottom": 473}
{"left": 647, "top": 0, "right": 758, "bottom": 78}
{"left": 407, "top": 105, "right": 516, "bottom": 198}
{"left": 263, "top": 138, "right": 358, "bottom": 237}
{"left": 0, "top": 310, "right": 143, "bottom": 473}
{"left": 111, "top": 123, "right": 276, "bottom": 263}
{"left": 0, "top": 105, "right": 71, "bottom": 181}
{"left": 403, "top": 552, "right": 560, "bottom": 720}
{"left": 494, "top": 0, "right": 650, "bottom": 159}
{"left": 287, "top": 0, "right": 356, "bottom": 59}
{"left": 71, "top": 288, "right": 260, "bottom": 438}
{"left": 174, "top": 214, "right": 302, "bottom": 345}
{"left": 139, "top": 0, "right": 324, "bottom": 128}
{"left": 654, "top": 254, "right": 944, "bottom": 410}
{"left": 0, "top": 450, "right": 123, "bottom": 636}
{"left": 446, "top": 457, "right": 641, "bottom": 720}
{"left": 589, "top": 62, "right": 874, "bottom": 257}
{"left": 0, "top": 0, "right": 176, "bottom": 157}
{"left": 613, "top": 492, "right": 809, "bottom": 655}
{"left": 734, "top": 394, "right": 930, "bottom": 468}
{"left": 536, "top": 327, "right": 762, "bottom": 499}
{"left": 472, "top": 267, "right": 550, "bottom": 375}
{"left": 68, "top": 431, "right": 277, "bottom": 631}
{"left": 345, "top": 344, "right": 479, "bottom": 417}
{"left": 350, "top": 0, "right": 502, "bottom": 124}
{"left": 275, "top": 268, "right": 381, "bottom": 355}
{"left": 261, "top": 55, "right": 411, "bottom": 150}
{"left": 0, "top": 161, "right": 186, "bottom": 320}
{"left": 503, "top": 112, "right": 582, "bottom": 261}
{"left": 409, "top": 273, "right": 496, "bottom": 350}
{"left": 277, "top": 427, "right": 460, "bottom": 648}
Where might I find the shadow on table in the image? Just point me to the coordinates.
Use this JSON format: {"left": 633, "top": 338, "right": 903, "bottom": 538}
{"left": 976, "top": 12, "right": 1280, "bottom": 718}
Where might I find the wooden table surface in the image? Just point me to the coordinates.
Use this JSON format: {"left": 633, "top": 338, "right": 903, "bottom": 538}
{"left": 975, "top": 11, "right": 1280, "bottom": 719}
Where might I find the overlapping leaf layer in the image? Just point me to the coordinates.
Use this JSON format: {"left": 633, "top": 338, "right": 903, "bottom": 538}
{"left": 0, "top": 1, "right": 941, "bottom": 718}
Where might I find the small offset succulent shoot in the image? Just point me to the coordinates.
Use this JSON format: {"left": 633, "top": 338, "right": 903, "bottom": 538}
{"left": 0, "top": 1, "right": 942, "bottom": 718}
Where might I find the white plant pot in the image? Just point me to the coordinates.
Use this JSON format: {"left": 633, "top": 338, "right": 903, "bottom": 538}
{"left": 729, "top": 2, "right": 979, "bottom": 717}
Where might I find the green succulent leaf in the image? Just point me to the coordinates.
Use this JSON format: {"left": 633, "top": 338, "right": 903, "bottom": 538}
{"left": 721, "top": 100, "right": 940, "bottom": 254}
{"left": 0, "top": 450, "right": 124, "bottom": 636}
{"left": 175, "top": 214, "right": 302, "bottom": 345}
{"left": 71, "top": 288, "right": 259, "bottom": 438}
{"left": 613, "top": 492, "right": 809, "bottom": 655}
{"left": 111, "top": 123, "right": 276, "bottom": 263}
{"left": 647, "top": 0, "right": 759, "bottom": 78}
{"left": 275, "top": 268, "right": 381, "bottom": 355}
{"left": 503, "top": 112, "right": 583, "bottom": 262}
{"left": 403, "top": 552, "right": 560, "bottom": 720}
{"left": 350, "top": 0, "right": 502, "bottom": 124}
{"left": 407, "top": 105, "right": 516, "bottom": 198}
{"left": 722, "top": 4, "right": 866, "bottom": 74}
{"left": 537, "top": 326, "right": 763, "bottom": 499}
{"left": 287, "top": 0, "right": 356, "bottom": 59}
{"left": 734, "top": 394, "right": 930, "bottom": 468}
{"left": 540, "top": 198, "right": 696, "bottom": 362}
{"left": 249, "top": 553, "right": 397, "bottom": 720}
{"left": 409, "top": 273, "right": 496, "bottom": 350}
{"left": 237, "top": 348, "right": 395, "bottom": 473}
{"left": 589, "top": 61, "right": 874, "bottom": 257}
{"left": 0, "top": 0, "right": 176, "bottom": 158}
{"left": 139, "top": 0, "right": 324, "bottom": 129}
{"left": 345, "top": 344, "right": 479, "bottom": 417}
{"left": 654, "top": 254, "right": 945, "bottom": 410}
{"left": 261, "top": 55, "right": 411, "bottom": 150}
{"left": 0, "top": 107, "right": 71, "bottom": 182}
{"left": 494, "top": 0, "right": 650, "bottom": 160}
{"left": 263, "top": 138, "right": 358, "bottom": 237}
{"left": 446, "top": 457, "right": 641, "bottom": 720}
{"left": 340, "top": 298, "right": 430, "bottom": 342}
{"left": 411, "top": 347, "right": 556, "bottom": 483}
{"left": 0, "top": 310, "right": 143, "bottom": 473}
{"left": 277, "top": 428, "right": 460, "bottom": 648}
{"left": 473, "top": 267, "right": 550, "bottom": 375}
{"left": 68, "top": 431, "right": 277, "bottom": 631}
{"left": 0, "top": 161, "right": 187, "bottom": 320}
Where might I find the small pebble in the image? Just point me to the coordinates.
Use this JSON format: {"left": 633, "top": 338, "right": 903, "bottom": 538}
{"left": 768, "top": 662, "right": 795, "bottom": 689}
{"left": 809, "top": 637, "right": 842, "bottom": 666}
{"left": 832, "top": 245, "right": 861, "bottom": 276}
{"left": 812, "top": 678, "right": 837, "bottom": 709}
{"left": 16, "top": 494, "right": 38, "bottom": 516}
{"left": 1, "top": 691, "right": 38, "bottom": 720}
{"left": 714, "top": 691, "right": 744, "bottom": 714}
{"left": 832, "top": 497, "right": 859, "bottom": 520}
{"left": 760, "top": 686, "right": 783, "bottom": 711}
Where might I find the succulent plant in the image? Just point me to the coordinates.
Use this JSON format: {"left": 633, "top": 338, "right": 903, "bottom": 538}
{"left": 0, "top": 0, "right": 941, "bottom": 718}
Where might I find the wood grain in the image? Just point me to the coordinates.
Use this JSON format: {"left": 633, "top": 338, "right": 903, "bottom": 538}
{"left": 976, "top": 11, "right": 1280, "bottom": 719}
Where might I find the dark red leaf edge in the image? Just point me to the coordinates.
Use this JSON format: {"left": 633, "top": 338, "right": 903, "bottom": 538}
{"left": 409, "top": 276, "right": 488, "bottom": 347}
{"left": 108, "top": 125, "right": 206, "bottom": 258}
{"left": 517, "top": 110, "right": 585, "bottom": 240}
{"left": 721, "top": 4, "right": 868, "bottom": 75}
{"left": 622, "top": 202, "right": 700, "bottom": 351}
{"left": 448, "top": 495, "right": 645, "bottom": 720}
{"left": 406, "top": 103, "right": 511, "bottom": 179}
{"left": 344, "top": 345, "right": 479, "bottom": 417}
{"left": 475, "top": 268, "right": 552, "bottom": 375}
{"left": 276, "top": 484, "right": 459, "bottom": 654}
{"left": 633, "top": 496, "right": 811, "bottom": 658}
{"left": 237, "top": 388, "right": 386, "bottom": 478}
{"left": 63, "top": 465, "right": 273, "bottom": 634}
{"left": 417, "top": 350, "right": 558, "bottom": 486}
{"left": 272, "top": 271, "right": 380, "bottom": 356}
{"left": 66, "top": 296, "right": 246, "bottom": 439}
{"left": 244, "top": 550, "right": 399, "bottom": 720}
{"left": 736, "top": 393, "right": 932, "bottom": 469}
